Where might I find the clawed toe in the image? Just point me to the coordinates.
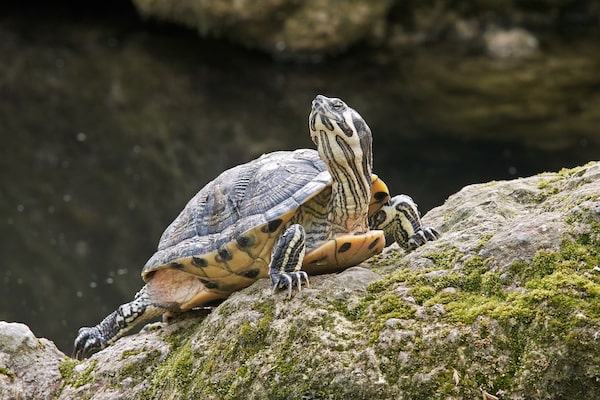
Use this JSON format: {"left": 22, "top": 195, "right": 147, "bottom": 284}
{"left": 73, "top": 326, "right": 106, "bottom": 359}
{"left": 271, "top": 271, "right": 310, "bottom": 298}
{"left": 407, "top": 226, "right": 441, "bottom": 250}
{"left": 423, "top": 226, "right": 441, "bottom": 241}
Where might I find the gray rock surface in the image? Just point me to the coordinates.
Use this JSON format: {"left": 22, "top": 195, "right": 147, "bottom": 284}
{"left": 0, "top": 322, "right": 66, "bottom": 400}
{"left": 1, "top": 161, "right": 599, "bottom": 399}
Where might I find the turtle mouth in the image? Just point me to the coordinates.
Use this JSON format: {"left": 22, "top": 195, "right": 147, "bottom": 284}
{"left": 309, "top": 95, "right": 345, "bottom": 134}
{"left": 311, "top": 94, "right": 329, "bottom": 111}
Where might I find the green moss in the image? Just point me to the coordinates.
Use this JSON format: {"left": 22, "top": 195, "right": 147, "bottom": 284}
{"left": 235, "top": 313, "right": 272, "bottom": 358}
{"left": 364, "top": 225, "right": 600, "bottom": 398}
{"left": 474, "top": 233, "right": 494, "bottom": 251}
{"left": 164, "top": 321, "right": 199, "bottom": 351}
{"left": 508, "top": 260, "right": 529, "bottom": 276}
{"left": 367, "top": 247, "right": 463, "bottom": 295}
{"left": 330, "top": 291, "right": 378, "bottom": 323}
{"left": 134, "top": 213, "right": 600, "bottom": 399}
{"left": 557, "top": 164, "right": 588, "bottom": 178}
{"left": 121, "top": 348, "right": 144, "bottom": 359}
{"left": 145, "top": 340, "right": 195, "bottom": 398}
{"left": 481, "top": 271, "right": 504, "bottom": 296}
{"left": 537, "top": 180, "right": 552, "bottom": 190}
{"left": 410, "top": 285, "right": 436, "bottom": 305}
{"left": 375, "top": 293, "right": 416, "bottom": 320}
{"left": 62, "top": 359, "right": 98, "bottom": 389}
{"left": 423, "top": 247, "right": 462, "bottom": 269}
{"left": 224, "top": 302, "right": 275, "bottom": 361}
{"left": 117, "top": 349, "right": 162, "bottom": 382}
{"left": 461, "top": 256, "right": 491, "bottom": 291}
{"left": 369, "top": 250, "right": 405, "bottom": 267}
{"left": 58, "top": 359, "right": 78, "bottom": 381}
{"left": 537, "top": 165, "right": 589, "bottom": 191}
{"left": 141, "top": 301, "right": 279, "bottom": 399}
{"left": 434, "top": 237, "right": 600, "bottom": 329}
{"left": 0, "top": 366, "right": 16, "bottom": 378}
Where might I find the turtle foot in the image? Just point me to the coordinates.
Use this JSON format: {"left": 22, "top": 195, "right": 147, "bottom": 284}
{"left": 271, "top": 271, "right": 310, "bottom": 298}
{"left": 369, "top": 194, "right": 441, "bottom": 250}
{"left": 407, "top": 226, "right": 441, "bottom": 250}
{"left": 72, "top": 285, "right": 164, "bottom": 359}
{"left": 269, "top": 224, "right": 309, "bottom": 298}
{"left": 73, "top": 325, "right": 108, "bottom": 360}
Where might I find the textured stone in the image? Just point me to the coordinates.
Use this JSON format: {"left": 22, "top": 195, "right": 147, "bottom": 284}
{"left": 2, "top": 161, "right": 599, "bottom": 399}
{"left": 0, "top": 322, "right": 65, "bottom": 400}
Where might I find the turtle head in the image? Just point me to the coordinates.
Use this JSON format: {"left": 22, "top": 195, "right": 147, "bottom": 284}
{"left": 308, "top": 95, "right": 373, "bottom": 233}
{"left": 308, "top": 95, "right": 373, "bottom": 175}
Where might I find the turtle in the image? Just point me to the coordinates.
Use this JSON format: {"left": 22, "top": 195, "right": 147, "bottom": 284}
{"left": 73, "top": 95, "right": 440, "bottom": 358}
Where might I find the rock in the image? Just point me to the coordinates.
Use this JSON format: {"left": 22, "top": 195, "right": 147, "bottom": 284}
{"left": 127, "top": 1, "right": 599, "bottom": 59}
{"left": 483, "top": 28, "right": 539, "bottom": 59}
{"left": 2, "top": 162, "right": 599, "bottom": 398}
{"left": 131, "top": 0, "right": 394, "bottom": 59}
{"left": 0, "top": 322, "right": 65, "bottom": 400}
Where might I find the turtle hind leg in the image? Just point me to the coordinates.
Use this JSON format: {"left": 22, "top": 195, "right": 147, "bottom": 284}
{"left": 270, "top": 224, "right": 309, "bottom": 298}
{"left": 369, "top": 194, "right": 441, "bottom": 250}
{"left": 73, "top": 285, "right": 164, "bottom": 359}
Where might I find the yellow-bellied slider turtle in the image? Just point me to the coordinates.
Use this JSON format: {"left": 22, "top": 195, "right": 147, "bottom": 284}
{"left": 74, "top": 95, "right": 439, "bottom": 358}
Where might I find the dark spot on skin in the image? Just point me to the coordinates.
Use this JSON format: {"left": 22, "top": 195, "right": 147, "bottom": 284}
{"left": 374, "top": 191, "right": 389, "bottom": 202}
{"left": 368, "top": 237, "right": 381, "bottom": 250}
{"left": 261, "top": 219, "right": 283, "bottom": 233}
{"left": 217, "top": 246, "right": 233, "bottom": 261}
{"left": 192, "top": 256, "right": 208, "bottom": 268}
{"left": 369, "top": 210, "right": 387, "bottom": 228}
{"left": 338, "top": 120, "right": 354, "bottom": 137}
{"left": 170, "top": 262, "right": 184, "bottom": 270}
{"left": 353, "top": 116, "right": 368, "bottom": 137}
{"left": 321, "top": 116, "right": 334, "bottom": 131}
{"left": 236, "top": 235, "right": 251, "bottom": 248}
{"left": 385, "top": 234, "right": 395, "bottom": 247}
{"left": 309, "top": 112, "right": 317, "bottom": 132}
{"left": 199, "top": 279, "right": 219, "bottom": 289}
{"left": 242, "top": 269, "right": 260, "bottom": 279}
{"left": 338, "top": 242, "right": 352, "bottom": 253}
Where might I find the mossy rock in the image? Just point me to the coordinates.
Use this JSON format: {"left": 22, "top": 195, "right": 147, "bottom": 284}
{"left": 51, "top": 162, "right": 600, "bottom": 399}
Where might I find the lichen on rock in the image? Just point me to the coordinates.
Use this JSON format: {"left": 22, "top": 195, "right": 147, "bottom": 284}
{"left": 1, "top": 162, "right": 599, "bottom": 399}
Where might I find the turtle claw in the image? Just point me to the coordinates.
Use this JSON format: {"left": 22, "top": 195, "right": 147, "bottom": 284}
{"left": 73, "top": 326, "right": 107, "bottom": 360}
{"left": 407, "top": 226, "right": 441, "bottom": 250}
{"left": 271, "top": 271, "right": 310, "bottom": 298}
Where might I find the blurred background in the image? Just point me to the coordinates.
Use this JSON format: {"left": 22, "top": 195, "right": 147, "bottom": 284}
{"left": 1, "top": 0, "right": 598, "bottom": 353}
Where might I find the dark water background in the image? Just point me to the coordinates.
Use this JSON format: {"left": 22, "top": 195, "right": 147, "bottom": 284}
{"left": 1, "top": 4, "right": 598, "bottom": 353}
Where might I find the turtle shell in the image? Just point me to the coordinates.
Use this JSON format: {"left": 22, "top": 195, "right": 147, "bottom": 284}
{"left": 141, "top": 149, "right": 330, "bottom": 296}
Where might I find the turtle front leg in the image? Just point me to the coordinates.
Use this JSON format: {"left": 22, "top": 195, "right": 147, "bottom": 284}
{"left": 369, "top": 194, "right": 441, "bottom": 250}
{"left": 73, "top": 285, "right": 163, "bottom": 359}
{"left": 270, "top": 224, "right": 309, "bottom": 297}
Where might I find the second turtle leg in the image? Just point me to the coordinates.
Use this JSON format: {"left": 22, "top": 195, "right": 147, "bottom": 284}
{"left": 369, "top": 194, "right": 441, "bottom": 249}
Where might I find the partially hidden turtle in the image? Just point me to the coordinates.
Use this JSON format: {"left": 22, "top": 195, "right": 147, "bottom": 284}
{"left": 73, "top": 95, "right": 440, "bottom": 358}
